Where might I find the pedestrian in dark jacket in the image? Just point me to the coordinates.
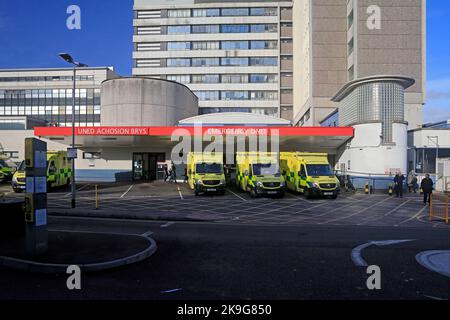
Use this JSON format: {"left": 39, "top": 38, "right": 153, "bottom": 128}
{"left": 394, "top": 172, "right": 405, "bottom": 198}
{"left": 163, "top": 164, "right": 169, "bottom": 182}
{"left": 421, "top": 174, "right": 434, "bottom": 205}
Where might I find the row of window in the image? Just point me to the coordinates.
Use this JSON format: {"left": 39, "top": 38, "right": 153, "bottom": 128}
{"left": 166, "top": 40, "right": 278, "bottom": 51}
{"left": 194, "top": 91, "right": 278, "bottom": 101}
{"left": 0, "top": 106, "right": 101, "bottom": 115}
{"left": 0, "top": 75, "right": 95, "bottom": 83}
{"left": 0, "top": 89, "right": 100, "bottom": 99}
{"left": 163, "top": 57, "right": 278, "bottom": 68}
{"left": 167, "top": 24, "right": 277, "bottom": 34}
{"left": 166, "top": 74, "right": 278, "bottom": 84}
{"left": 199, "top": 107, "right": 278, "bottom": 117}
{"left": 167, "top": 7, "right": 278, "bottom": 18}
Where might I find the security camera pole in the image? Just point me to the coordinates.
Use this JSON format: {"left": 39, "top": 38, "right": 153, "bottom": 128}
{"left": 58, "top": 53, "right": 88, "bottom": 208}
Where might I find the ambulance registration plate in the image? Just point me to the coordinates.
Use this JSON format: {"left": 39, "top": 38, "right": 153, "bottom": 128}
{"left": 267, "top": 191, "right": 277, "bottom": 195}
{"left": 323, "top": 192, "right": 333, "bottom": 196}
{"left": 207, "top": 188, "right": 217, "bottom": 192}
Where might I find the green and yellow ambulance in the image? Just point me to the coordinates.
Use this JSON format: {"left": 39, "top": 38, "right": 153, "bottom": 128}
{"left": 12, "top": 151, "right": 72, "bottom": 192}
{"left": 236, "top": 152, "right": 285, "bottom": 198}
{"left": 280, "top": 152, "right": 340, "bottom": 199}
{"left": 0, "top": 155, "right": 17, "bottom": 183}
{"left": 187, "top": 152, "right": 226, "bottom": 196}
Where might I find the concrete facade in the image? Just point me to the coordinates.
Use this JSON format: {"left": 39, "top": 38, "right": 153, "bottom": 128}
{"left": 101, "top": 77, "right": 199, "bottom": 126}
{"left": 132, "top": 0, "right": 293, "bottom": 120}
{"left": 293, "top": 0, "right": 426, "bottom": 130}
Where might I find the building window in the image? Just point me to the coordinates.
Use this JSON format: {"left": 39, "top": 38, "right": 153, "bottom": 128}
{"left": 348, "top": 38, "right": 354, "bottom": 55}
{"left": 192, "top": 8, "right": 220, "bottom": 17}
{"left": 221, "top": 41, "right": 249, "bottom": 50}
{"left": 348, "top": 10, "right": 354, "bottom": 29}
{"left": 137, "top": 10, "right": 161, "bottom": 19}
{"left": 192, "top": 25, "right": 220, "bottom": 34}
{"left": 192, "top": 41, "right": 220, "bottom": 50}
{"left": 167, "top": 25, "right": 191, "bottom": 34}
{"left": 221, "top": 57, "right": 249, "bottom": 66}
{"left": 221, "top": 74, "right": 249, "bottom": 84}
{"left": 192, "top": 58, "right": 220, "bottom": 67}
{"left": 348, "top": 66, "right": 354, "bottom": 81}
{"left": 192, "top": 74, "right": 220, "bottom": 84}
{"left": 250, "top": 57, "right": 278, "bottom": 66}
{"left": 194, "top": 91, "right": 220, "bottom": 101}
{"left": 168, "top": 9, "right": 191, "bottom": 18}
{"left": 83, "top": 152, "right": 101, "bottom": 159}
{"left": 250, "top": 40, "right": 278, "bottom": 50}
{"left": 221, "top": 91, "right": 249, "bottom": 101}
{"left": 167, "top": 58, "right": 191, "bottom": 67}
{"left": 250, "top": 7, "right": 277, "bottom": 16}
{"left": 221, "top": 25, "right": 249, "bottom": 33}
{"left": 250, "top": 74, "right": 278, "bottom": 83}
{"left": 250, "top": 24, "right": 278, "bottom": 33}
{"left": 136, "top": 26, "right": 161, "bottom": 35}
{"left": 167, "top": 42, "right": 191, "bottom": 51}
{"left": 135, "top": 59, "right": 161, "bottom": 67}
{"left": 167, "top": 75, "right": 191, "bottom": 84}
{"left": 250, "top": 91, "right": 278, "bottom": 100}
{"left": 221, "top": 8, "right": 249, "bottom": 16}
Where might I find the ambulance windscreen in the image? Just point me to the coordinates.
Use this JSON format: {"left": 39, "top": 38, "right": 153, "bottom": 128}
{"left": 306, "top": 164, "right": 334, "bottom": 177}
{"left": 252, "top": 163, "right": 280, "bottom": 176}
{"left": 196, "top": 162, "right": 223, "bottom": 174}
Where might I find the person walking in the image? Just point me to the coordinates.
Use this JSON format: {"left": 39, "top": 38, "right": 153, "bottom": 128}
{"left": 421, "top": 174, "right": 434, "bottom": 205}
{"left": 407, "top": 170, "right": 418, "bottom": 193}
{"left": 183, "top": 165, "right": 188, "bottom": 183}
{"left": 170, "top": 161, "right": 177, "bottom": 184}
{"left": 163, "top": 164, "right": 169, "bottom": 182}
{"left": 394, "top": 172, "right": 405, "bottom": 198}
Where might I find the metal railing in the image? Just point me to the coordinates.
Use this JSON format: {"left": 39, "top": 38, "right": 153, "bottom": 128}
{"left": 430, "top": 192, "right": 449, "bottom": 224}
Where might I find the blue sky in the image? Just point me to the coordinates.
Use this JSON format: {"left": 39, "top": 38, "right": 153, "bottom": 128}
{"left": 0, "top": 0, "right": 449, "bottom": 123}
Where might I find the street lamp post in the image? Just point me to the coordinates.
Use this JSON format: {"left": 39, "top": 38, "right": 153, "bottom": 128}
{"left": 58, "top": 53, "right": 88, "bottom": 208}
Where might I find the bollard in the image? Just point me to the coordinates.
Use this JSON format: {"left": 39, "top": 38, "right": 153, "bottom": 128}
{"left": 365, "top": 182, "right": 370, "bottom": 195}
{"left": 388, "top": 183, "right": 393, "bottom": 196}
{"left": 95, "top": 184, "right": 99, "bottom": 210}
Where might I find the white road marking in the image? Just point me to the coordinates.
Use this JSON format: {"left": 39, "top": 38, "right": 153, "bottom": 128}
{"left": 358, "top": 199, "right": 413, "bottom": 225}
{"left": 120, "top": 184, "right": 134, "bottom": 198}
{"left": 320, "top": 196, "right": 392, "bottom": 225}
{"left": 396, "top": 205, "right": 428, "bottom": 226}
{"left": 177, "top": 186, "right": 184, "bottom": 200}
{"left": 228, "top": 190, "right": 247, "bottom": 202}
{"left": 161, "top": 222, "right": 174, "bottom": 228}
{"left": 141, "top": 230, "right": 154, "bottom": 237}
{"left": 351, "top": 239, "right": 415, "bottom": 267}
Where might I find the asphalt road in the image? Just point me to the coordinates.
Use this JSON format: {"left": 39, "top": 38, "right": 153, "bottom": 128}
{"left": 1, "top": 216, "right": 450, "bottom": 300}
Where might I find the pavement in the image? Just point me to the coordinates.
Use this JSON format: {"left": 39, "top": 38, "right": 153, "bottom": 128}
{"left": 1, "top": 181, "right": 446, "bottom": 229}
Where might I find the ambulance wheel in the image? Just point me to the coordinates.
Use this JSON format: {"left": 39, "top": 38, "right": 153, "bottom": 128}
{"left": 305, "top": 189, "right": 313, "bottom": 199}
{"left": 195, "top": 190, "right": 200, "bottom": 196}
{"left": 250, "top": 188, "right": 258, "bottom": 198}
{"left": 13, "top": 188, "right": 23, "bottom": 193}
{"left": 331, "top": 194, "right": 338, "bottom": 200}
{"left": 219, "top": 190, "right": 226, "bottom": 196}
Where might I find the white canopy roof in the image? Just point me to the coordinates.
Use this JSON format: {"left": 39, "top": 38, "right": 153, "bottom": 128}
{"left": 178, "top": 112, "right": 292, "bottom": 127}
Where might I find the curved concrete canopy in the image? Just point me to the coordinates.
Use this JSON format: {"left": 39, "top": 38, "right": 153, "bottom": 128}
{"left": 332, "top": 75, "right": 415, "bottom": 102}
{"left": 179, "top": 112, "right": 292, "bottom": 127}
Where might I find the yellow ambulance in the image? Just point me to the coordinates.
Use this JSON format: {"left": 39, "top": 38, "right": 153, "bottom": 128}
{"left": 280, "top": 152, "right": 339, "bottom": 199}
{"left": 187, "top": 152, "right": 226, "bottom": 196}
{"left": 236, "top": 152, "right": 285, "bottom": 198}
{"left": 12, "top": 151, "right": 72, "bottom": 192}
